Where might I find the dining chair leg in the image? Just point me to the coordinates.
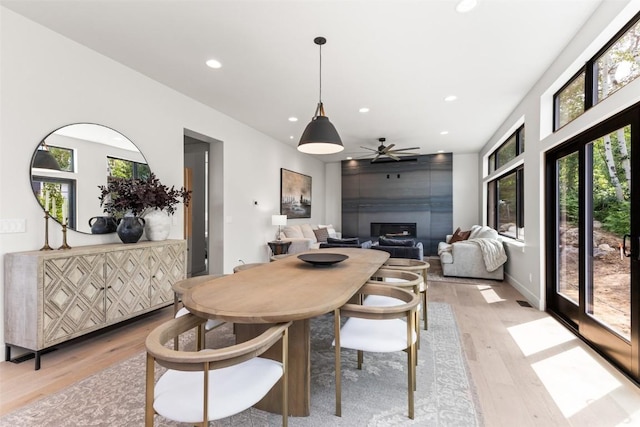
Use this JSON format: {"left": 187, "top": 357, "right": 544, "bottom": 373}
{"left": 173, "top": 294, "right": 180, "bottom": 350}
{"left": 334, "top": 309, "right": 342, "bottom": 417}
{"left": 408, "top": 314, "right": 416, "bottom": 419}
{"left": 282, "top": 327, "right": 289, "bottom": 427}
{"left": 145, "top": 354, "right": 155, "bottom": 427}
{"left": 357, "top": 350, "right": 363, "bottom": 370}
{"left": 202, "top": 361, "right": 210, "bottom": 427}
{"left": 422, "top": 289, "right": 428, "bottom": 330}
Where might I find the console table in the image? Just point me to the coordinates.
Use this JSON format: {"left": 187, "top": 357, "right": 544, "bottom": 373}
{"left": 4, "top": 239, "right": 186, "bottom": 370}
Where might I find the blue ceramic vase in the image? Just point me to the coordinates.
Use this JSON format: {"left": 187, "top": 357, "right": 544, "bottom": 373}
{"left": 116, "top": 216, "right": 145, "bottom": 243}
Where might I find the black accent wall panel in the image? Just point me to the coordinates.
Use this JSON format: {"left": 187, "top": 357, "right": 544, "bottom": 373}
{"left": 341, "top": 153, "right": 452, "bottom": 255}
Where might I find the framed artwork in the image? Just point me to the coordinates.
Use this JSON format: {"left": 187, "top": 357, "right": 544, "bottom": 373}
{"left": 280, "top": 168, "right": 311, "bottom": 218}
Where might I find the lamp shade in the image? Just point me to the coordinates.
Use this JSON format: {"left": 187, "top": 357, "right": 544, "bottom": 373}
{"left": 272, "top": 215, "right": 287, "bottom": 226}
{"left": 298, "top": 116, "right": 344, "bottom": 155}
{"left": 33, "top": 149, "right": 61, "bottom": 170}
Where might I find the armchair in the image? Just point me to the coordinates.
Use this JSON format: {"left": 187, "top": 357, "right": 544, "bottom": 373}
{"left": 370, "top": 237, "right": 424, "bottom": 260}
{"left": 437, "top": 225, "right": 506, "bottom": 280}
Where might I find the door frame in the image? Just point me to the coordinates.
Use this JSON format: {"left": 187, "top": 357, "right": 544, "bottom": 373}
{"left": 545, "top": 102, "right": 640, "bottom": 381}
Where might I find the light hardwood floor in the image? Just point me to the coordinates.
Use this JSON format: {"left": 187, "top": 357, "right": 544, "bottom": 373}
{"left": 2, "top": 278, "right": 640, "bottom": 426}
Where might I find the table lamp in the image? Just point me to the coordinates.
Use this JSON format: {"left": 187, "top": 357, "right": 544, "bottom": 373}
{"left": 272, "top": 215, "right": 287, "bottom": 240}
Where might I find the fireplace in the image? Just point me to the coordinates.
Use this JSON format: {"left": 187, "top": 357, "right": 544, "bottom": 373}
{"left": 370, "top": 222, "right": 417, "bottom": 238}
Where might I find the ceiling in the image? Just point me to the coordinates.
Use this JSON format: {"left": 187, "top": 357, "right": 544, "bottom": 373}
{"left": 2, "top": 0, "right": 605, "bottom": 162}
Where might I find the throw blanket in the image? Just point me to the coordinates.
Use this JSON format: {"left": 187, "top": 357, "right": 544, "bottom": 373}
{"left": 467, "top": 238, "right": 507, "bottom": 272}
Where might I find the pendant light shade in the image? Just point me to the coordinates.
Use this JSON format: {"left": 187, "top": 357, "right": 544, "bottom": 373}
{"left": 33, "top": 147, "right": 61, "bottom": 170}
{"left": 298, "top": 37, "right": 344, "bottom": 155}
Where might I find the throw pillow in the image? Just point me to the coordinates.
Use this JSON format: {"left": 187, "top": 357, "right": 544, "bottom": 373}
{"left": 327, "top": 237, "right": 359, "bottom": 245}
{"left": 313, "top": 227, "right": 330, "bottom": 243}
{"left": 378, "top": 236, "right": 415, "bottom": 247}
{"left": 449, "top": 227, "right": 462, "bottom": 243}
{"left": 318, "top": 224, "right": 338, "bottom": 238}
{"left": 449, "top": 227, "right": 471, "bottom": 243}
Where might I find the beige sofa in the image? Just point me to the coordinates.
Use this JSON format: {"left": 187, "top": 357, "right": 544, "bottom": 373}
{"left": 278, "top": 224, "right": 341, "bottom": 254}
{"left": 437, "top": 225, "right": 506, "bottom": 280}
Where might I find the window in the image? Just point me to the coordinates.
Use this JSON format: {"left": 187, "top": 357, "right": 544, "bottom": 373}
{"left": 487, "top": 125, "right": 525, "bottom": 241}
{"left": 554, "top": 71, "right": 586, "bottom": 129}
{"left": 49, "top": 145, "right": 74, "bottom": 172}
{"left": 554, "top": 12, "right": 640, "bottom": 130}
{"left": 488, "top": 167, "right": 524, "bottom": 240}
{"left": 107, "top": 157, "right": 150, "bottom": 180}
{"left": 488, "top": 125, "right": 524, "bottom": 173}
{"left": 595, "top": 17, "right": 640, "bottom": 103}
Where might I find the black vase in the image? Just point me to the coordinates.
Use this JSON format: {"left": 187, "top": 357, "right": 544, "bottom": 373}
{"left": 89, "top": 216, "right": 118, "bottom": 234}
{"left": 116, "top": 217, "right": 145, "bottom": 244}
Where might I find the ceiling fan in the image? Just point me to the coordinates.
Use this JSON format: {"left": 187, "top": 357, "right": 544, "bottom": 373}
{"left": 358, "top": 138, "right": 420, "bottom": 162}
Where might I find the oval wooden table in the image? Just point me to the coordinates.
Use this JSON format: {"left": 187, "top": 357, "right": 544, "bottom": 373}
{"left": 181, "top": 247, "right": 389, "bottom": 416}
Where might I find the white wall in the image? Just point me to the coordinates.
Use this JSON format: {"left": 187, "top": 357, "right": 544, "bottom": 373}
{"left": 452, "top": 153, "right": 480, "bottom": 230}
{"left": 479, "top": 0, "right": 640, "bottom": 309}
{"left": 0, "top": 8, "right": 334, "bottom": 352}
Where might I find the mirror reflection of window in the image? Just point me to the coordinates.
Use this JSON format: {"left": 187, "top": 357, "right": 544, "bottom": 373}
{"left": 31, "top": 177, "right": 76, "bottom": 228}
{"left": 107, "top": 156, "right": 151, "bottom": 180}
{"left": 48, "top": 146, "right": 74, "bottom": 172}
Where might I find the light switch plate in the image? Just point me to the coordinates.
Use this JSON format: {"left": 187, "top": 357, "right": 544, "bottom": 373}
{"left": 0, "top": 219, "right": 26, "bottom": 233}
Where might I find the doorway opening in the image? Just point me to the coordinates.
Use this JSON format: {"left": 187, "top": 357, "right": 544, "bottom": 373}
{"left": 183, "top": 129, "right": 223, "bottom": 277}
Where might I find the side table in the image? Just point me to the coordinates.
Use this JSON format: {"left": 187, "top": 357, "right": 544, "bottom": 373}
{"left": 268, "top": 240, "right": 291, "bottom": 256}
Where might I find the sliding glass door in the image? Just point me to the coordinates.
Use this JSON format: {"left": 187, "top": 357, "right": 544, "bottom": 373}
{"left": 547, "top": 105, "right": 640, "bottom": 381}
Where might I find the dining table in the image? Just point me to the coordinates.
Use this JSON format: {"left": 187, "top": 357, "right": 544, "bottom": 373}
{"left": 181, "top": 247, "right": 390, "bottom": 416}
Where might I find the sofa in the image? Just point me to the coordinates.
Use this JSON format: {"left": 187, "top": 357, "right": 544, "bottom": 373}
{"left": 370, "top": 236, "right": 424, "bottom": 260}
{"left": 277, "top": 223, "right": 342, "bottom": 254}
{"left": 437, "top": 225, "right": 506, "bottom": 280}
{"left": 319, "top": 237, "right": 373, "bottom": 250}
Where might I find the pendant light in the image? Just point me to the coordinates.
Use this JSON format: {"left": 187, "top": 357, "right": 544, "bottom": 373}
{"left": 33, "top": 143, "right": 61, "bottom": 170}
{"left": 297, "top": 36, "right": 344, "bottom": 155}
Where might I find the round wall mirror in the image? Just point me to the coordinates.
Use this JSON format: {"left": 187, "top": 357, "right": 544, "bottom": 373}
{"left": 30, "top": 123, "right": 150, "bottom": 234}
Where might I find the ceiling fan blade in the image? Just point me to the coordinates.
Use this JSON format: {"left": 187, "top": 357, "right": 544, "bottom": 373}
{"left": 382, "top": 144, "right": 395, "bottom": 153}
{"left": 387, "top": 152, "right": 401, "bottom": 161}
{"left": 359, "top": 146, "right": 379, "bottom": 152}
{"left": 390, "top": 147, "right": 421, "bottom": 152}
{"left": 371, "top": 154, "right": 381, "bottom": 162}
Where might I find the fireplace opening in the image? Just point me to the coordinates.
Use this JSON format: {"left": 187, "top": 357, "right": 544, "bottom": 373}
{"left": 370, "top": 222, "right": 417, "bottom": 238}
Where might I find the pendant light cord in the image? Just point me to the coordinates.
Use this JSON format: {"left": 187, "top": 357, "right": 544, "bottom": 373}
{"left": 318, "top": 42, "right": 323, "bottom": 104}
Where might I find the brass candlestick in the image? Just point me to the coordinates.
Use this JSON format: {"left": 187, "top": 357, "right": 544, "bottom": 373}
{"left": 40, "top": 211, "right": 53, "bottom": 251}
{"left": 58, "top": 218, "right": 72, "bottom": 250}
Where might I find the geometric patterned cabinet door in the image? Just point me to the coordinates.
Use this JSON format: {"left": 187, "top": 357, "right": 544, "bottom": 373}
{"left": 105, "top": 247, "right": 150, "bottom": 322}
{"left": 149, "top": 242, "right": 186, "bottom": 307}
{"left": 4, "top": 240, "right": 186, "bottom": 370}
{"left": 43, "top": 254, "right": 106, "bottom": 346}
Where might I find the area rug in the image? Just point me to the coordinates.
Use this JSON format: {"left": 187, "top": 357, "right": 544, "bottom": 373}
{"left": 426, "top": 257, "right": 504, "bottom": 286}
{"left": 0, "top": 303, "right": 482, "bottom": 427}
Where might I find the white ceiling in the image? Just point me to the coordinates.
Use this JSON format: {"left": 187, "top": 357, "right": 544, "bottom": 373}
{"left": 2, "top": 0, "right": 605, "bottom": 162}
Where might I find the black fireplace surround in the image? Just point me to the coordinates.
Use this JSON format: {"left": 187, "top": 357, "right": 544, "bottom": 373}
{"left": 371, "top": 222, "right": 417, "bottom": 238}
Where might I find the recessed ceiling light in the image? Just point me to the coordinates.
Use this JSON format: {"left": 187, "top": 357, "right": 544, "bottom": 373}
{"left": 456, "top": 0, "right": 477, "bottom": 13}
{"left": 437, "top": 150, "right": 445, "bottom": 153}
{"left": 205, "top": 59, "right": 222, "bottom": 69}
{"left": 289, "top": 136, "right": 294, "bottom": 139}
{"left": 288, "top": 117, "right": 298, "bottom": 122}
{"left": 359, "top": 107, "right": 370, "bottom": 113}
{"left": 346, "top": 156, "right": 353, "bottom": 160}
{"left": 440, "top": 131, "right": 449, "bottom": 135}
{"left": 444, "top": 95, "right": 457, "bottom": 102}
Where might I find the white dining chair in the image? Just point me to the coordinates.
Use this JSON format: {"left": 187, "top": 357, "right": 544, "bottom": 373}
{"left": 172, "top": 274, "right": 227, "bottom": 350}
{"left": 145, "top": 313, "right": 291, "bottom": 427}
{"left": 382, "top": 258, "right": 430, "bottom": 330}
{"left": 333, "top": 283, "right": 419, "bottom": 419}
